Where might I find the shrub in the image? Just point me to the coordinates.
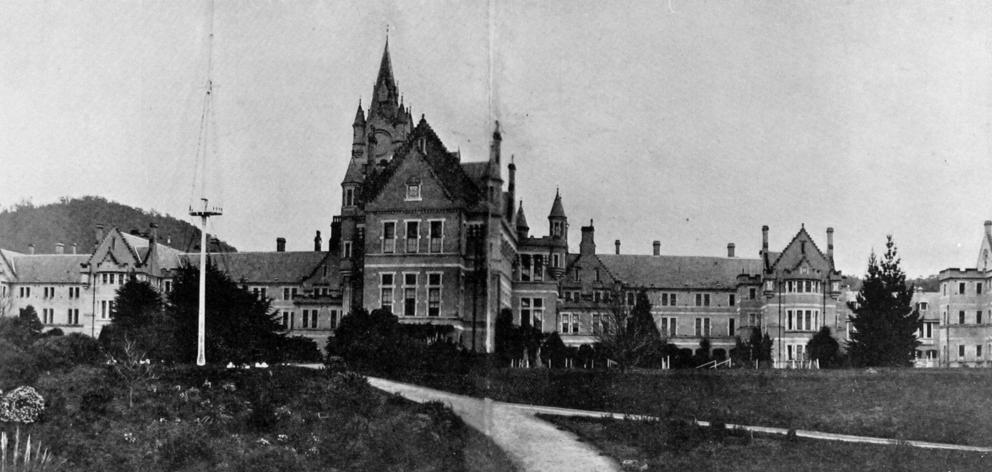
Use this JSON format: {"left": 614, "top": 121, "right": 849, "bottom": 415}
{"left": 30, "top": 334, "right": 101, "bottom": 371}
{"left": 0, "top": 339, "right": 39, "bottom": 389}
{"left": 278, "top": 336, "right": 322, "bottom": 362}
{"left": 0, "top": 387, "right": 46, "bottom": 423}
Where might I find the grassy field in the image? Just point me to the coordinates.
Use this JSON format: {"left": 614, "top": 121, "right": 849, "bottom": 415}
{"left": 12, "top": 365, "right": 517, "bottom": 471}
{"left": 391, "top": 367, "right": 992, "bottom": 446}
{"left": 544, "top": 415, "right": 992, "bottom": 472}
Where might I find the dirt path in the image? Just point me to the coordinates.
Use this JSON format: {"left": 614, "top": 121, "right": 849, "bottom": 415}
{"left": 366, "top": 377, "right": 620, "bottom": 472}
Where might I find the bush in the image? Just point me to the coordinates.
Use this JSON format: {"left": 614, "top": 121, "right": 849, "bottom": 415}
{"left": 278, "top": 336, "right": 322, "bottom": 362}
{"left": 31, "top": 333, "right": 102, "bottom": 371}
{"left": 0, "top": 339, "right": 40, "bottom": 389}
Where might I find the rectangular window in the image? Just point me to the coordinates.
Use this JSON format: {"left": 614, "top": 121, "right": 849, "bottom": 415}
{"left": 283, "top": 288, "right": 291, "bottom": 300}
{"left": 728, "top": 318, "right": 736, "bottom": 336}
{"left": 428, "top": 220, "right": 444, "bottom": 253}
{"left": 343, "top": 241, "right": 353, "bottom": 258}
{"left": 729, "top": 294, "right": 735, "bottom": 306}
{"left": 980, "top": 282, "right": 985, "bottom": 295}
{"left": 671, "top": 293, "right": 677, "bottom": 305}
{"left": 787, "top": 345, "right": 794, "bottom": 361}
{"left": 704, "top": 318, "right": 710, "bottom": 336}
{"left": 960, "top": 311, "right": 966, "bottom": 324}
{"left": 804, "top": 280, "right": 812, "bottom": 293}
{"left": 592, "top": 314, "right": 602, "bottom": 335}
{"left": 787, "top": 310, "right": 793, "bottom": 330}
{"left": 960, "top": 345, "right": 966, "bottom": 358}
{"left": 662, "top": 293, "right": 669, "bottom": 306}
{"left": 330, "top": 310, "right": 339, "bottom": 330}
{"left": 661, "top": 317, "right": 677, "bottom": 336}
{"left": 101, "top": 300, "right": 107, "bottom": 319}
{"left": 521, "top": 298, "right": 544, "bottom": 331}
{"left": 561, "top": 314, "right": 571, "bottom": 334}
{"left": 164, "top": 280, "right": 172, "bottom": 292}
{"left": 405, "top": 183, "right": 422, "bottom": 201}
{"left": 382, "top": 222, "right": 396, "bottom": 253}
{"left": 979, "top": 311, "right": 984, "bottom": 325}
{"left": 704, "top": 294, "right": 711, "bottom": 306}
{"left": 282, "top": 311, "right": 292, "bottom": 330}
{"left": 695, "top": 294, "right": 702, "bottom": 306}
{"left": 552, "top": 253, "right": 561, "bottom": 268}
{"left": 380, "top": 273, "right": 394, "bottom": 312}
{"left": 520, "top": 255, "right": 532, "bottom": 282}
{"left": 749, "top": 287, "right": 756, "bottom": 300}
{"left": 403, "top": 274, "right": 417, "bottom": 317}
{"left": 959, "top": 282, "right": 966, "bottom": 294}
{"left": 804, "top": 310, "right": 812, "bottom": 331}
{"left": 344, "top": 187, "right": 355, "bottom": 207}
{"left": 918, "top": 301, "right": 929, "bottom": 311}
{"left": 534, "top": 255, "right": 544, "bottom": 281}
{"left": 405, "top": 221, "right": 420, "bottom": 252}
{"left": 979, "top": 345, "right": 983, "bottom": 358}
{"left": 427, "top": 273, "right": 441, "bottom": 317}
{"left": 695, "top": 318, "right": 702, "bottom": 336}
{"left": 301, "top": 310, "right": 310, "bottom": 329}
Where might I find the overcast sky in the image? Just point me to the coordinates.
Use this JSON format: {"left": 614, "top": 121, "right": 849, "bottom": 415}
{"left": 1, "top": 0, "right": 990, "bottom": 277}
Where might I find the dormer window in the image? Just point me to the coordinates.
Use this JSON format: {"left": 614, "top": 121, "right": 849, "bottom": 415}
{"left": 405, "top": 179, "right": 422, "bottom": 201}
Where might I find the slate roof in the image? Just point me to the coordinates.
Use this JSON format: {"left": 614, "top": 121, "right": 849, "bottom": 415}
{"left": 515, "top": 203, "right": 529, "bottom": 229}
{"left": 363, "top": 117, "right": 482, "bottom": 206}
{"left": 767, "top": 227, "right": 833, "bottom": 274}
{"left": 182, "top": 251, "right": 334, "bottom": 285}
{"left": 597, "top": 254, "right": 763, "bottom": 289}
{"left": 549, "top": 191, "right": 566, "bottom": 218}
{"left": 8, "top": 254, "right": 88, "bottom": 283}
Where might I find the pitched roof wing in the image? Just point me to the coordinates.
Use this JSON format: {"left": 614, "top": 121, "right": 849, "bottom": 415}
{"left": 8, "top": 254, "right": 89, "bottom": 283}
{"left": 598, "top": 254, "right": 763, "bottom": 289}
{"left": 182, "top": 251, "right": 336, "bottom": 285}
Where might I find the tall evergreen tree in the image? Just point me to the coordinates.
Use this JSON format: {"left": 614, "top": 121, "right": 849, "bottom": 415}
{"left": 847, "top": 235, "right": 921, "bottom": 367}
{"left": 598, "top": 289, "right": 658, "bottom": 371}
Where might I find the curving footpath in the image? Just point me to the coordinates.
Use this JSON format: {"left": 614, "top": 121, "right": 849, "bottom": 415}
{"left": 366, "top": 377, "right": 620, "bottom": 472}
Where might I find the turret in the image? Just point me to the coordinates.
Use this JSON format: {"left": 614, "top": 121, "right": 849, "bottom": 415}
{"left": 484, "top": 122, "right": 504, "bottom": 210}
{"left": 548, "top": 188, "right": 567, "bottom": 242}
{"left": 506, "top": 156, "right": 516, "bottom": 218}
{"left": 352, "top": 101, "right": 366, "bottom": 158}
{"left": 516, "top": 202, "right": 529, "bottom": 240}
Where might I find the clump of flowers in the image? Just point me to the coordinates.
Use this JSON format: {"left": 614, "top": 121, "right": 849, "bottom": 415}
{"left": 0, "top": 387, "right": 45, "bottom": 424}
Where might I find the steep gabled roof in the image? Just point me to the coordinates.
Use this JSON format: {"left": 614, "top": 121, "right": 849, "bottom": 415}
{"left": 362, "top": 117, "right": 482, "bottom": 207}
{"left": 768, "top": 226, "right": 833, "bottom": 274}
{"left": 516, "top": 203, "right": 529, "bottom": 229}
{"left": 598, "top": 254, "right": 763, "bottom": 290}
{"left": 8, "top": 254, "right": 89, "bottom": 283}
{"left": 182, "top": 251, "right": 335, "bottom": 285}
{"left": 549, "top": 190, "right": 566, "bottom": 218}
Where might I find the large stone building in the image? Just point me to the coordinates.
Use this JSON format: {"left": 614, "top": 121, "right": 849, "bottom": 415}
{"left": 0, "top": 226, "right": 340, "bottom": 343}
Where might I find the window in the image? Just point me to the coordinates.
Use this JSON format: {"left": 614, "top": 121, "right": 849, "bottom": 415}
{"left": 960, "top": 311, "right": 966, "bottom": 324}
{"left": 661, "top": 293, "right": 669, "bottom": 306}
{"left": 330, "top": 310, "right": 339, "bottom": 330}
{"left": 670, "top": 293, "right": 677, "bottom": 306}
{"left": 301, "top": 310, "right": 316, "bottom": 329}
{"left": 343, "top": 241, "right": 353, "bottom": 258}
{"left": 427, "top": 273, "right": 441, "bottom": 317}
{"left": 704, "top": 294, "right": 710, "bottom": 306}
{"left": 343, "top": 187, "right": 355, "bottom": 207}
{"left": 380, "top": 273, "right": 394, "bottom": 312}
{"left": 918, "top": 301, "right": 929, "bottom": 311}
{"left": 164, "top": 280, "right": 172, "bottom": 292}
{"left": 102, "top": 274, "right": 108, "bottom": 284}
{"left": 101, "top": 300, "right": 108, "bottom": 319}
{"left": 561, "top": 314, "right": 571, "bottom": 334}
{"left": 694, "top": 294, "right": 710, "bottom": 306}
{"left": 406, "top": 221, "right": 420, "bottom": 252}
{"left": 403, "top": 273, "right": 417, "bottom": 316}
{"left": 282, "top": 311, "right": 293, "bottom": 330}
{"left": 552, "top": 253, "right": 561, "bottom": 268}
{"left": 382, "top": 222, "right": 396, "bottom": 253}
{"left": 979, "top": 345, "right": 984, "bottom": 358}
{"left": 67, "top": 308, "right": 79, "bottom": 325}
{"left": 979, "top": 311, "right": 984, "bottom": 325}
{"left": 765, "top": 280, "right": 774, "bottom": 292}
{"left": 520, "top": 255, "right": 532, "bottom": 282}
{"left": 728, "top": 318, "right": 736, "bottom": 335}
{"left": 959, "top": 282, "right": 966, "bottom": 294}
{"left": 695, "top": 294, "right": 702, "bottom": 306}
{"left": 405, "top": 181, "right": 422, "bottom": 201}
{"left": 552, "top": 221, "right": 563, "bottom": 237}
{"left": 729, "top": 294, "right": 735, "bottom": 306}
{"left": 661, "top": 317, "right": 677, "bottom": 336}
{"left": 787, "top": 310, "right": 793, "bottom": 330}
{"left": 429, "top": 221, "right": 443, "bottom": 253}
{"left": 749, "top": 313, "right": 762, "bottom": 328}
{"left": 521, "top": 298, "right": 544, "bottom": 331}
{"left": 283, "top": 288, "right": 291, "bottom": 300}
{"left": 534, "top": 255, "right": 544, "bottom": 281}
{"left": 920, "top": 322, "right": 935, "bottom": 339}
{"left": 749, "top": 287, "right": 757, "bottom": 300}
{"left": 979, "top": 282, "right": 984, "bottom": 295}
{"left": 960, "top": 345, "right": 966, "bottom": 358}
{"left": 694, "top": 317, "right": 710, "bottom": 336}
{"left": 592, "top": 314, "right": 603, "bottom": 335}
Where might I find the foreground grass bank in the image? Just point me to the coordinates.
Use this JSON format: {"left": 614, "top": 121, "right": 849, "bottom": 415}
{"left": 384, "top": 367, "right": 992, "bottom": 446}
{"left": 545, "top": 415, "right": 991, "bottom": 472}
{"left": 11, "top": 365, "right": 515, "bottom": 471}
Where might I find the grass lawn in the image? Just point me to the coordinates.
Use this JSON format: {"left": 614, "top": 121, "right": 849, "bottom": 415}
{"left": 5, "top": 364, "right": 516, "bottom": 471}
{"left": 388, "top": 367, "right": 992, "bottom": 446}
{"left": 543, "top": 415, "right": 992, "bottom": 472}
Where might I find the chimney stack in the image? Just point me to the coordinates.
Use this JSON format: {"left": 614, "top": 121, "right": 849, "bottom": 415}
{"left": 276, "top": 237, "right": 286, "bottom": 252}
{"left": 827, "top": 227, "right": 835, "bottom": 260}
{"left": 95, "top": 224, "right": 105, "bottom": 246}
{"left": 727, "top": 243, "right": 735, "bottom": 258}
{"left": 985, "top": 220, "right": 991, "bottom": 238}
{"left": 579, "top": 220, "right": 596, "bottom": 257}
{"left": 314, "top": 230, "right": 323, "bottom": 252}
{"left": 761, "top": 225, "right": 769, "bottom": 254}
{"left": 71, "top": 243, "right": 77, "bottom": 254}
{"left": 653, "top": 240, "right": 661, "bottom": 256}
{"left": 55, "top": 242, "right": 64, "bottom": 255}
{"left": 28, "top": 244, "right": 34, "bottom": 255}
{"left": 614, "top": 240, "right": 621, "bottom": 255}
{"left": 149, "top": 222, "right": 159, "bottom": 244}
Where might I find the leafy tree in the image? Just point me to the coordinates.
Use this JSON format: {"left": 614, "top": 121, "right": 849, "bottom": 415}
{"left": 493, "top": 308, "right": 518, "bottom": 367}
{"left": 168, "top": 260, "right": 286, "bottom": 363}
{"left": 806, "top": 326, "right": 840, "bottom": 368}
{"left": 540, "top": 332, "right": 568, "bottom": 368}
{"left": 0, "top": 305, "right": 43, "bottom": 349}
{"left": 847, "top": 235, "right": 922, "bottom": 367}
{"left": 597, "top": 289, "right": 658, "bottom": 371}
{"left": 103, "top": 278, "right": 174, "bottom": 360}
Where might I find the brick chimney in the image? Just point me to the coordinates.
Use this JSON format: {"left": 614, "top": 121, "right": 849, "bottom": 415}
{"left": 985, "top": 220, "right": 991, "bottom": 239}
{"left": 95, "top": 224, "right": 105, "bottom": 246}
{"left": 826, "top": 227, "right": 835, "bottom": 260}
{"left": 614, "top": 240, "right": 621, "bottom": 255}
{"left": 761, "top": 225, "right": 769, "bottom": 255}
{"left": 276, "top": 237, "right": 286, "bottom": 252}
{"left": 727, "top": 243, "right": 735, "bottom": 258}
{"left": 149, "top": 222, "right": 159, "bottom": 244}
{"left": 314, "top": 230, "right": 322, "bottom": 252}
{"left": 579, "top": 220, "right": 596, "bottom": 257}
{"left": 652, "top": 240, "right": 660, "bottom": 256}
{"left": 55, "top": 242, "right": 64, "bottom": 254}
{"left": 71, "top": 243, "right": 77, "bottom": 254}
{"left": 28, "top": 244, "right": 34, "bottom": 254}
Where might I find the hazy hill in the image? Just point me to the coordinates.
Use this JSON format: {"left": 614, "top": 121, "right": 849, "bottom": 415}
{"left": 0, "top": 196, "right": 236, "bottom": 255}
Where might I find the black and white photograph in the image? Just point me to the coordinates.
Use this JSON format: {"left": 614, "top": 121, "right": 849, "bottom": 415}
{"left": 0, "top": 1, "right": 991, "bottom": 470}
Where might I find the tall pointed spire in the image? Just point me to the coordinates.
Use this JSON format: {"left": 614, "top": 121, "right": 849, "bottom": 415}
{"left": 549, "top": 187, "right": 566, "bottom": 218}
{"left": 370, "top": 39, "right": 398, "bottom": 118}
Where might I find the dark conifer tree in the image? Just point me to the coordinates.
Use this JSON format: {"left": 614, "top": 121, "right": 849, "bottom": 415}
{"left": 847, "top": 235, "right": 921, "bottom": 367}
